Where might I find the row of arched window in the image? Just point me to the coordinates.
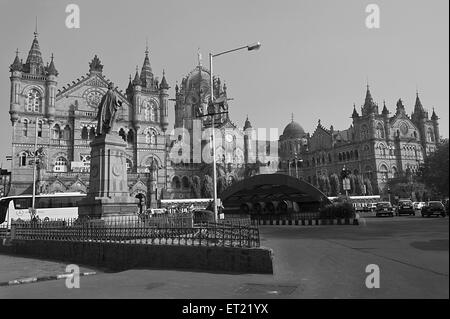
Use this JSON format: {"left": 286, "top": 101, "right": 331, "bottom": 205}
{"left": 171, "top": 176, "right": 191, "bottom": 189}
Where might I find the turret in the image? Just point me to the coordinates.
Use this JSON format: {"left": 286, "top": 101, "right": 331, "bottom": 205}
{"left": 159, "top": 70, "right": 169, "bottom": 132}
{"left": 9, "top": 49, "right": 23, "bottom": 124}
{"left": 45, "top": 54, "right": 58, "bottom": 123}
{"left": 361, "top": 85, "right": 378, "bottom": 115}
{"left": 23, "top": 31, "right": 45, "bottom": 75}
{"left": 131, "top": 67, "right": 142, "bottom": 126}
{"left": 431, "top": 108, "right": 440, "bottom": 143}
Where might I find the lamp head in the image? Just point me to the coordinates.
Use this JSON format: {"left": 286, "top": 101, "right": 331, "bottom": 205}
{"left": 247, "top": 42, "right": 261, "bottom": 51}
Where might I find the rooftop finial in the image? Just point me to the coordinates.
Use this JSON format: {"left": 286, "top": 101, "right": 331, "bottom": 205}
{"left": 145, "top": 37, "right": 149, "bottom": 55}
{"left": 34, "top": 16, "right": 38, "bottom": 38}
{"left": 291, "top": 113, "right": 294, "bottom": 122}
{"left": 197, "top": 48, "right": 202, "bottom": 67}
{"left": 15, "top": 48, "right": 19, "bottom": 56}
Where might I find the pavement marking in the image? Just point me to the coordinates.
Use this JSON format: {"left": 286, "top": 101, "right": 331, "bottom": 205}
{"left": 324, "top": 239, "right": 449, "bottom": 277}
{"left": 0, "top": 271, "right": 97, "bottom": 287}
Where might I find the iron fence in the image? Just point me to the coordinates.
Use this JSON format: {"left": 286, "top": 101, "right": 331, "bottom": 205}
{"left": 10, "top": 216, "right": 260, "bottom": 248}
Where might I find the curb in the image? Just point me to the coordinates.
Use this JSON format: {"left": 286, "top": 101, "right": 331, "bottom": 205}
{"left": 0, "top": 271, "right": 97, "bottom": 287}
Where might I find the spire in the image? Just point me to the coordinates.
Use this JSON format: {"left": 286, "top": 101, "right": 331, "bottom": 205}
{"left": 382, "top": 100, "right": 389, "bottom": 115}
{"left": 351, "top": 103, "right": 359, "bottom": 118}
{"left": 431, "top": 108, "right": 439, "bottom": 121}
{"left": 244, "top": 115, "right": 252, "bottom": 130}
{"left": 140, "top": 44, "right": 153, "bottom": 88}
{"left": 396, "top": 98, "right": 406, "bottom": 115}
{"left": 46, "top": 53, "right": 58, "bottom": 76}
{"left": 291, "top": 113, "right": 294, "bottom": 122}
{"left": 10, "top": 49, "right": 23, "bottom": 72}
{"left": 133, "top": 66, "right": 142, "bottom": 86}
{"left": 364, "top": 84, "right": 374, "bottom": 108}
{"left": 160, "top": 69, "right": 169, "bottom": 90}
{"left": 414, "top": 90, "right": 424, "bottom": 111}
{"left": 24, "top": 28, "right": 44, "bottom": 75}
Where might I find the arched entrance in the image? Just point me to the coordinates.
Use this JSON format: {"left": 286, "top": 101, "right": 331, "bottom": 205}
{"left": 220, "top": 174, "right": 331, "bottom": 216}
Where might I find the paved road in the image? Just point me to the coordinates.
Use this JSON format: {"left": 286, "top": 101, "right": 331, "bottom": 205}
{"left": 0, "top": 215, "right": 448, "bottom": 298}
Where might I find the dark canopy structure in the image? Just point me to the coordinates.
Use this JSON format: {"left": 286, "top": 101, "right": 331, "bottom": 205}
{"left": 221, "top": 174, "right": 331, "bottom": 214}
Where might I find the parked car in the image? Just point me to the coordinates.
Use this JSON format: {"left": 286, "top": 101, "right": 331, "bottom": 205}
{"left": 413, "top": 202, "right": 426, "bottom": 210}
{"left": 421, "top": 201, "right": 446, "bottom": 217}
{"left": 375, "top": 202, "right": 394, "bottom": 217}
{"left": 397, "top": 199, "right": 415, "bottom": 216}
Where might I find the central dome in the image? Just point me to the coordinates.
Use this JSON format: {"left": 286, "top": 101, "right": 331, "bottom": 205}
{"left": 282, "top": 120, "right": 306, "bottom": 138}
{"left": 186, "top": 65, "right": 210, "bottom": 89}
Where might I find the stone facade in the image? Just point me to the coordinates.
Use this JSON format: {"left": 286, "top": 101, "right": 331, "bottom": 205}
{"left": 279, "top": 86, "right": 441, "bottom": 195}
{"left": 8, "top": 32, "right": 275, "bottom": 207}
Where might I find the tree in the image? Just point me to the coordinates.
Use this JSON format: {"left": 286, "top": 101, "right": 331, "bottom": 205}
{"left": 201, "top": 175, "right": 214, "bottom": 198}
{"left": 355, "top": 175, "right": 364, "bottom": 195}
{"left": 190, "top": 176, "right": 201, "bottom": 198}
{"left": 418, "top": 139, "right": 449, "bottom": 197}
{"left": 330, "top": 174, "right": 340, "bottom": 196}
{"left": 364, "top": 178, "right": 373, "bottom": 195}
{"left": 349, "top": 174, "right": 357, "bottom": 195}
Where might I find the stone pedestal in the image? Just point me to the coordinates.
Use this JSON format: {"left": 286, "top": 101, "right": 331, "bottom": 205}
{"left": 78, "top": 133, "right": 138, "bottom": 220}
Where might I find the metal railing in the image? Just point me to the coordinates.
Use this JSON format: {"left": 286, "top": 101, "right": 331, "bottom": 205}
{"left": 10, "top": 216, "right": 260, "bottom": 248}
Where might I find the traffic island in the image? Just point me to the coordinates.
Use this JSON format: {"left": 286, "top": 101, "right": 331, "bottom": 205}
{"left": 0, "top": 240, "right": 273, "bottom": 274}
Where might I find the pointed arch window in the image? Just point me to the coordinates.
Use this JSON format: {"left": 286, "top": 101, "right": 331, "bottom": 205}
{"left": 376, "top": 123, "right": 384, "bottom": 138}
{"left": 26, "top": 89, "right": 42, "bottom": 113}
{"left": 127, "top": 129, "right": 134, "bottom": 145}
{"left": 63, "top": 125, "right": 71, "bottom": 140}
{"left": 119, "top": 128, "right": 126, "bottom": 142}
{"left": 427, "top": 128, "right": 435, "bottom": 142}
{"left": 23, "top": 119, "right": 29, "bottom": 137}
{"left": 37, "top": 120, "right": 43, "bottom": 138}
{"left": 361, "top": 125, "right": 369, "bottom": 140}
{"left": 81, "top": 127, "right": 88, "bottom": 140}
{"left": 52, "top": 124, "right": 61, "bottom": 140}
{"left": 89, "top": 127, "right": 96, "bottom": 140}
{"left": 19, "top": 152, "right": 27, "bottom": 167}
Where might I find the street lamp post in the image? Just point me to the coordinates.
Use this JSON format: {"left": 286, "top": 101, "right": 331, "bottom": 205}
{"left": 31, "top": 119, "right": 39, "bottom": 211}
{"left": 204, "top": 42, "right": 261, "bottom": 222}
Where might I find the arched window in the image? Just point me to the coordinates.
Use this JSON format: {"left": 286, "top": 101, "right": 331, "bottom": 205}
{"left": 365, "top": 165, "right": 373, "bottom": 180}
{"left": 379, "top": 164, "right": 389, "bottom": 182}
{"left": 37, "top": 120, "right": 42, "bottom": 137}
{"left": 89, "top": 127, "right": 96, "bottom": 140}
{"left": 328, "top": 153, "right": 332, "bottom": 163}
{"left": 81, "top": 127, "right": 88, "bottom": 140}
{"left": 63, "top": 125, "right": 71, "bottom": 140}
{"left": 355, "top": 150, "right": 359, "bottom": 160}
{"left": 182, "top": 176, "right": 190, "bottom": 189}
{"left": 143, "top": 101, "right": 157, "bottom": 122}
{"left": 23, "top": 119, "right": 29, "bottom": 137}
{"left": 171, "top": 176, "right": 181, "bottom": 189}
{"left": 52, "top": 124, "right": 61, "bottom": 140}
{"left": 338, "top": 153, "right": 342, "bottom": 162}
{"left": 427, "top": 128, "right": 434, "bottom": 142}
{"left": 126, "top": 159, "right": 132, "bottom": 173}
{"left": 26, "top": 89, "right": 41, "bottom": 113}
{"left": 392, "top": 166, "right": 398, "bottom": 178}
{"left": 127, "top": 129, "right": 134, "bottom": 145}
{"left": 19, "top": 152, "right": 27, "bottom": 167}
{"left": 54, "top": 156, "right": 68, "bottom": 172}
{"left": 376, "top": 123, "right": 384, "bottom": 139}
{"left": 119, "top": 128, "right": 126, "bottom": 142}
{"left": 360, "top": 125, "right": 368, "bottom": 140}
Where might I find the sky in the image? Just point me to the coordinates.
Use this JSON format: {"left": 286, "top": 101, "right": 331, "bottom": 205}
{"left": 0, "top": 0, "right": 448, "bottom": 169}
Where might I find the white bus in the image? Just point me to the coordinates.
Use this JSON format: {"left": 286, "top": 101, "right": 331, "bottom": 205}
{"left": 328, "top": 195, "right": 381, "bottom": 211}
{"left": 0, "top": 192, "right": 86, "bottom": 229}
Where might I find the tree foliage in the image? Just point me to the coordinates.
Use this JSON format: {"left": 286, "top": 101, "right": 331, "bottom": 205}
{"left": 418, "top": 139, "right": 449, "bottom": 197}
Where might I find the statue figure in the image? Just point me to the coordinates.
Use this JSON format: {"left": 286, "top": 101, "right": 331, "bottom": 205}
{"left": 96, "top": 82, "right": 122, "bottom": 135}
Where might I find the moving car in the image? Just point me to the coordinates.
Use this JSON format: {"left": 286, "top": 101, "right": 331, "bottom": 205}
{"left": 375, "top": 202, "right": 394, "bottom": 217}
{"left": 397, "top": 199, "right": 415, "bottom": 216}
{"left": 421, "top": 201, "right": 446, "bottom": 217}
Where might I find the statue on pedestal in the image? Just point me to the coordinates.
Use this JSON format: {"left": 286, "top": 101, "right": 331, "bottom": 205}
{"left": 96, "top": 82, "right": 122, "bottom": 135}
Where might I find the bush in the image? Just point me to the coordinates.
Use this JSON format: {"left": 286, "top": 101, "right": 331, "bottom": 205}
{"left": 320, "top": 202, "right": 355, "bottom": 219}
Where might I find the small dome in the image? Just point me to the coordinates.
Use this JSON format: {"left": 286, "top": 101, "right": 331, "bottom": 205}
{"left": 282, "top": 120, "right": 306, "bottom": 139}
